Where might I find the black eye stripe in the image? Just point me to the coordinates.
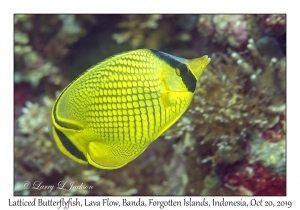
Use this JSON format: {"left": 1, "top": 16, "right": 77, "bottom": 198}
{"left": 54, "top": 127, "right": 87, "bottom": 162}
{"left": 150, "top": 49, "right": 197, "bottom": 92}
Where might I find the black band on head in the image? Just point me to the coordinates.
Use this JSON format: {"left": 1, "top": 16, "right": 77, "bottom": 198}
{"left": 150, "top": 49, "right": 197, "bottom": 92}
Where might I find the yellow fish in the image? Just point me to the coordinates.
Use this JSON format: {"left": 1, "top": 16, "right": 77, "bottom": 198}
{"left": 51, "top": 49, "right": 210, "bottom": 169}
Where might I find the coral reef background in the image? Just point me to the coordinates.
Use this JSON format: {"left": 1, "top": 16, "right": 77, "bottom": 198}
{"left": 14, "top": 14, "right": 286, "bottom": 196}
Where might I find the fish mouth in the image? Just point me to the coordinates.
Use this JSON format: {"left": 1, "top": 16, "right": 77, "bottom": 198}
{"left": 200, "top": 55, "right": 211, "bottom": 68}
{"left": 185, "top": 55, "right": 211, "bottom": 82}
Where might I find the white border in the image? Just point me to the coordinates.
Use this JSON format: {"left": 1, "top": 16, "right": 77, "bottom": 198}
{"left": 2, "top": 0, "right": 299, "bottom": 209}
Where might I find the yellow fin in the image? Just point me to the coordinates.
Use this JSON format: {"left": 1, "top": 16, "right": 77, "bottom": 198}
{"left": 87, "top": 141, "right": 128, "bottom": 169}
{"left": 51, "top": 126, "right": 87, "bottom": 164}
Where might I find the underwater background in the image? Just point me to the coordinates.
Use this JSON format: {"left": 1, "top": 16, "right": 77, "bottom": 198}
{"left": 14, "top": 14, "right": 286, "bottom": 196}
